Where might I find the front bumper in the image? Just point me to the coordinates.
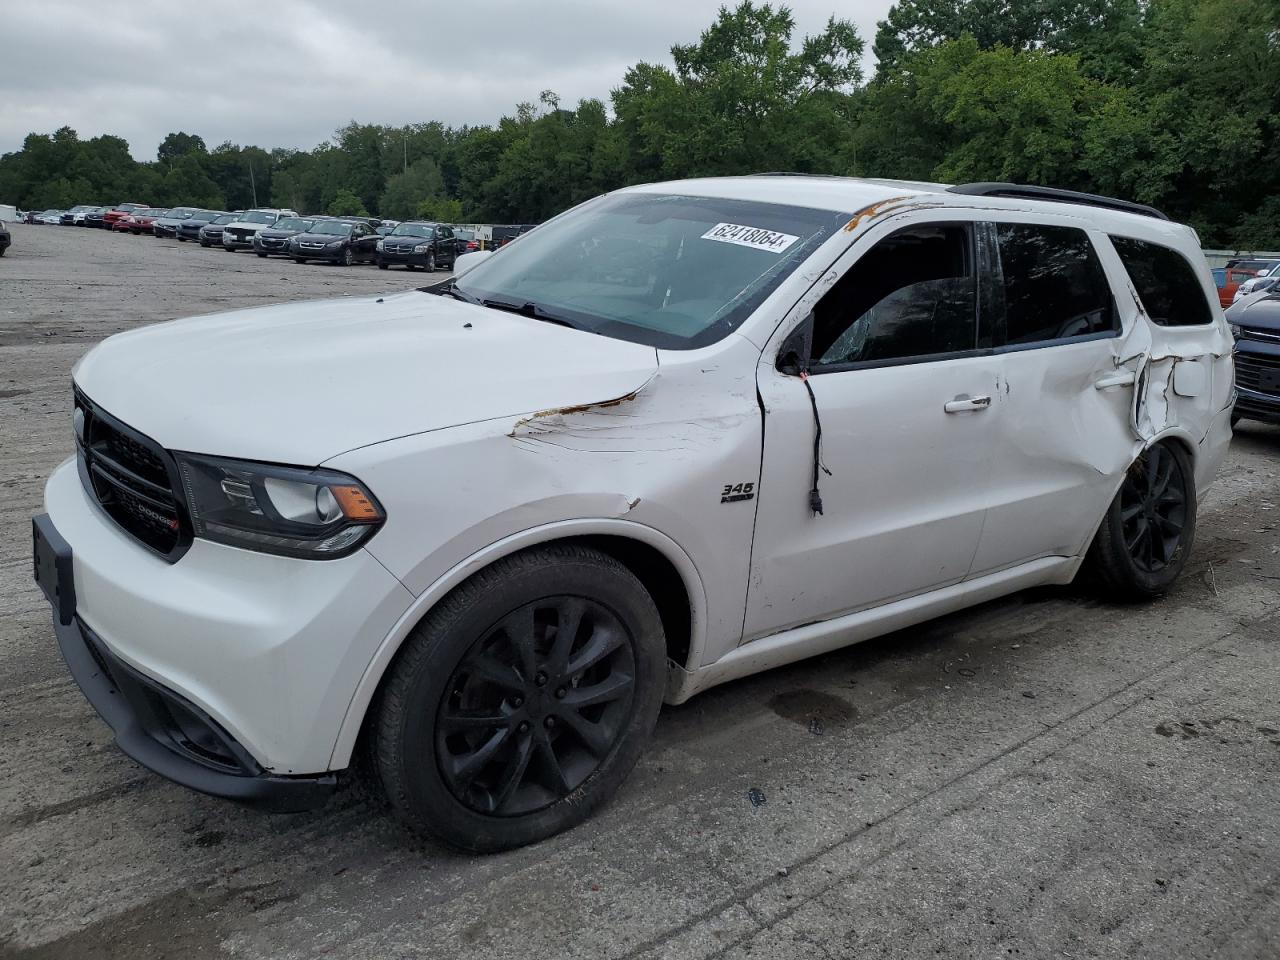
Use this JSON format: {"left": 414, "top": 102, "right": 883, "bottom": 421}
{"left": 254, "top": 236, "right": 291, "bottom": 255}
{"left": 1234, "top": 386, "right": 1280, "bottom": 424}
{"left": 39, "top": 458, "right": 415, "bottom": 784}
{"left": 223, "top": 232, "right": 257, "bottom": 249}
{"left": 290, "top": 244, "right": 347, "bottom": 261}
{"left": 378, "top": 248, "right": 436, "bottom": 267}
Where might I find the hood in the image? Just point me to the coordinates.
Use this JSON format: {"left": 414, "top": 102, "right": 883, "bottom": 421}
{"left": 225, "top": 221, "right": 269, "bottom": 233}
{"left": 258, "top": 227, "right": 304, "bottom": 240}
{"left": 72, "top": 290, "right": 660, "bottom": 465}
{"left": 1229, "top": 293, "right": 1280, "bottom": 330}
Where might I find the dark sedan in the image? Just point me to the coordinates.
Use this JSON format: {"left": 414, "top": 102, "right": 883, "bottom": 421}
{"left": 376, "top": 221, "right": 458, "bottom": 271}
{"left": 197, "top": 213, "right": 239, "bottom": 247}
{"left": 176, "top": 211, "right": 226, "bottom": 242}
{"left": 252, "top": 216, "right": 317, "bottom": 257}
{"left": 288, "top": 219, "right": 380, "bottom": 265}
{"left": 1229, "top": 293, "right": 1280, "bottom": 425}
{"left": 83, "top": 207, "right": 110, "bottom": 229}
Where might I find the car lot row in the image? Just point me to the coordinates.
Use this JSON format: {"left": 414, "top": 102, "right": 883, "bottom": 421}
{"left": 22, "top": 202, "right": 501, "bottom": 272}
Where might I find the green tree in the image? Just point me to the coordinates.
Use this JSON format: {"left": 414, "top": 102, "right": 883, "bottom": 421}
{"left": 327, "top": 188, "right": 369, "bottom": 217}
{"left": 379, "top": 158, "right": 446, "bottom": 219}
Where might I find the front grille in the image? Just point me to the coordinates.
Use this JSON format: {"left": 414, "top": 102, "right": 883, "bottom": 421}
{"left": 226, "top": 228, "right": 251, "bottom": 241}
{"left": 1234, "top": 353, "right": 1280, "bottom": 396}
{"left": 259, "top": 237, "right": 285, "bottom": 247}
{"left": 1240, "top": 326, "right": 1280, "bottom": 345}
{"left": 75, "top": 389, "right": 191, "bottom": 560}
{"left": 385, "top": 244, "right": 416, "bottom": 254}
{"left": 299, "top": 241, "right": 327, "bottom": 250}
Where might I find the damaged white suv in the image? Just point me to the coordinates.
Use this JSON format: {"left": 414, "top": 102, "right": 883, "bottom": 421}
{"left": 34, "top": 176, "right": 1234, "bottom": 851}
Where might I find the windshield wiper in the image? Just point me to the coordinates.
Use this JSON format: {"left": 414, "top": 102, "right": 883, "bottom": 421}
{"left": 480, "top": 298, "right": 585, "bottom": 331}
{"left": 444, "top": 283, "right": 482, "bottom": 305}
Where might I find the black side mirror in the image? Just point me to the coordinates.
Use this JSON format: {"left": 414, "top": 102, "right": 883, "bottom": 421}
{"left": 777, "top": 314, "right": 814, "bottom": 376}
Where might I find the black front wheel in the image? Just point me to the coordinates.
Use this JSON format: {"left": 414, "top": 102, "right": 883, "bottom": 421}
{"left": 378, "top": 259, "right": 389, "bottom": 270}
{"left": 372, "top": 544, "right": 666, "bottom": 852}
{"left": 340, "top": 246, "right": 354, "bottom": 266}
{"left": 1085, "top": 441, "right": 1197, "bottom": 599}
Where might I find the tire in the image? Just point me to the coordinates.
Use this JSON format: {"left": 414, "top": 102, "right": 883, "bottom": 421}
{"left": 294, "top": 258, "right": 306, "bottom": 264}
{"left": 256, "top": 252, "right": 268, "bottom": 258}
{"left": 200, "top": 241, "right": 210, "bottom": 248}
{"left": 378, "top": 259, "right": 388, "bottom": 270}
{"left": 426, "top": 252, "right": 436, "bottom": 273}
{"left": 372, "top": 544, "right": 666, "bottom": 853}
{"left": 1084, "top": 440, "right": 1197, "bottom": 599}
{"left": 340, "top": 246, "right": 354, "bottom": 267}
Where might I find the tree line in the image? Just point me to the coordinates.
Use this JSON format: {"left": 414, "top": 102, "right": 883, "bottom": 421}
{"left": 1, "top": 0, "right": 1276, "bottom": 247}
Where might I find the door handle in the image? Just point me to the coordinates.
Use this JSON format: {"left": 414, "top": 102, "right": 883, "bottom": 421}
{"left": 1094, "top": 371, "right": 1137, "bottom": 390}
{"left": 944, "top": 395, "right": 992, "bottom": 414}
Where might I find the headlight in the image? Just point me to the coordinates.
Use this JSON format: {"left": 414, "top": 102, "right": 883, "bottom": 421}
{"left": 414, "top": 243, "right": 431, "bottom": 253}
{"left": 175, "top": 453, "right": 385, "bottom": 559}
{"left": 376, "top": 239, "right": 384, "bottom": 251}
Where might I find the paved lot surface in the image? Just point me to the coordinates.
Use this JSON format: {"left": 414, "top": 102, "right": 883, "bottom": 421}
{"left": 1, "top": 224, "right": 1278, "bottom": 959}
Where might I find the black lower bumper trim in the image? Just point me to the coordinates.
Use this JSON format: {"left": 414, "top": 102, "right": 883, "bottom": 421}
{"left": 53, "top": 615, "right": 336, "bottom": 812}
{"left": 1234, "top": 389, "right": 1280, "bottom": 425}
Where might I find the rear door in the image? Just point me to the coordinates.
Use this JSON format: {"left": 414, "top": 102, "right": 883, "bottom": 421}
{"left": 968, "top": 220, "right": 1143, "bottom": 577}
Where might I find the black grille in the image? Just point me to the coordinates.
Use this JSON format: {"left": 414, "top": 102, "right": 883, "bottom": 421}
{"left": 75, "top": 389, "right": 191, "bottom": 560}
{"left": 1234, "top": 353, "right": 1280, "bottom": 396}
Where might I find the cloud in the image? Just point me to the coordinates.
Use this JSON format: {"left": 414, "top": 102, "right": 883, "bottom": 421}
{"left": 0, "top": 0, "right": 892, "bottom": 160}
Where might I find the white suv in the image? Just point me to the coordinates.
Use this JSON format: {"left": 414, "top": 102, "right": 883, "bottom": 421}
{"left": 222, "top": 208, "right": 298, "bottom": 250}
{"left": 34, "top": 176, "right": 1234, "bottom": 851}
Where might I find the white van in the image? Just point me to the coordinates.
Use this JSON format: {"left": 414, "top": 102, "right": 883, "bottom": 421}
{"left": 34, "top": 177, "right": 1234, "bottom": 852}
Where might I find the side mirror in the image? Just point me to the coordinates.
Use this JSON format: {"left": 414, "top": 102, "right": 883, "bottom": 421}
{"left": 776, "top": 314, "right": 814, "bottom": 376}
{"left": 453, "top": 250, "right": 493, "bottom": 277}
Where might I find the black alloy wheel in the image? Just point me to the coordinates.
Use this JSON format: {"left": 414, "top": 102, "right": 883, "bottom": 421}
{"left": 372, "top": 544, "right": 666, "bottom": 852}
{"left": 1119, "top": 444, "right": 1188, "bottom": 574}
{"left": 436, "top": 597, "right": 636, "bottom": 817}
{"left": 1085, "top": 440, "right": 1196, "bottom": 598}
{"left": 426, "top": 251, "right": 436, "bottom": 272}
{"left": 340, "top": 246, "right": 354, "bottom": 266}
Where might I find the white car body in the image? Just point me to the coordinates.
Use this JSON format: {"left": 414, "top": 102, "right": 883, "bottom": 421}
{"left": 222, "top": 208, "right": 298, "bottom": 249}
{"left": 40, "top": 176, "right": 1234, "bottom": 803}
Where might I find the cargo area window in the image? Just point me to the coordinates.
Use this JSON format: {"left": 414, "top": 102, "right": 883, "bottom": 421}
{"left": 994, "top": 224, "right": 1117, "bottom": 345}
{"left": 808, "top": 223, "right": 978, "bottom": 370}
{"left": 1110, "top": 236, "right": 1213, "bottom": 327}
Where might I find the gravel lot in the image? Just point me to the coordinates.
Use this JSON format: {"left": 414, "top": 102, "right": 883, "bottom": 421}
{"left": 2, "top": 223, "right": 1279, "bottom": 959}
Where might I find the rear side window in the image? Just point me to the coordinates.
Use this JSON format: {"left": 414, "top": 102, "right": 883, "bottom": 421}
{"left": 1110, "top": 236, "right": 1213, "bottom": 326}
{"left": 809, "top": 223, "right": 978, "bottom": 369}
{"left": 995, "top": 224, "right": 1116, "bottom": 345}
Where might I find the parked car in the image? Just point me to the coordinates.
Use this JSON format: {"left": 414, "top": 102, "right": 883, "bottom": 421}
{"left": 375, "top": 221, "right": 458, "bottom": 271}
{"left": 1227, "top": 292, "right": 1280, "bottom": 424}
{"left": 60, "top": 205, "right": 95, "bottom": 226}
{"left": 1218, "top": 258, "right": 1280, "bottom": 307}
{"left": 175, "top": 211, "right": 227, "bottom": 243}
{"left": 0, "top": 219, "right": 10, "bottom": 256}
{"left": 82, "top": 207, "right": 110, "bottom": 229}
{"left": 251, "top": 216, "right": 317, "bottom": 257}
{"left": 375, "top": 220, "right": 401, "bottom": 236}
{"left": 222, "top": 208, "right": 299, "bottom": 250}
{"left": 33, "top": 209, "right": 63, "bottom": 225}
{"left": 103, "top": 203, "right": 148, "bottom": 230}
{"left": 1232, "top": 267, "right": 1280, "bottom": 303}
{"left": 288, "top": 218, "right": 380, "bottom": 264}
{"left": 113, "top": 208, "right": 169, "bottom": 234}
{"left": 197, "top": 213, "right": 240, "bottom": 247}
{"left": 32, "top": 177, "right": 1233, "bottom": 853}
{"left": 151, "top": 207, "right": 205, "bottom": 238}
{"left": 453, "top": 227, "right": 480, "bottom": 253}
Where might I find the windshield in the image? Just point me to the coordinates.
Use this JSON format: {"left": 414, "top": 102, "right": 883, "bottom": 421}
{"left": 453, "top": 228, "right": 474, "bottom": 241}
{"left": 140, "top": 209, "right": 168, "bottom": 217}
{"left": 273, "top": 218, "right": 313, "bottom": 231}
{"left": 238, "top": 211, "right": 276, "bottom": 224}
{"left": 390, "top": 223, "right": 435, "bottom": 238}
{"left": 453, "top": 193, "right": 849, "bottom": 349}
{"left": 212, "top": 214, "right": 238, "bottom": 224}
{"left": 308, "top": 221, "right": 353, "bottom": 236}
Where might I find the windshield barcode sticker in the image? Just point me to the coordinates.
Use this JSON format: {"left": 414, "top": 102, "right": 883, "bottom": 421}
{"left": 701, "top": 223, "right": 799, "bottom": 254}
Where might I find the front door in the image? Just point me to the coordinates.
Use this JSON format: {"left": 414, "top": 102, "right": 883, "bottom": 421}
{"left": 744, "top": 218, "right": 1000, "bottom": 642}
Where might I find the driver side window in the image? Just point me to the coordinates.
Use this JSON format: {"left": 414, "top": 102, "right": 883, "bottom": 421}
{"left": 808, "top": 223, "right": 979, "bottom": 370}
{"left": 994, "top": 223, "right": 1116, "bottom": 345}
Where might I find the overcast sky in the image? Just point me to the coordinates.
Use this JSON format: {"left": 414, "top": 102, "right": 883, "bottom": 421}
{"left": 0, "top": 0, "right": 893, "bottom": 160}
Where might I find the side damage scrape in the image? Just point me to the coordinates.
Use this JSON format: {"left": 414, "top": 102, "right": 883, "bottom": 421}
{"left": 507, "top": 373, "right": 658, "bottom": 438}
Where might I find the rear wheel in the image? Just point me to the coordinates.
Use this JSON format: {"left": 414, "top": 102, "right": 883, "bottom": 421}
{"left": 1085, "top": 441, "right": 1196, "bottom": 599}
{"left": 372, "top": 544, "right": 665, "bottom": 853}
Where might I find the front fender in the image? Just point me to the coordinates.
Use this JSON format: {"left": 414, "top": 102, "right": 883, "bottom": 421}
{"left": 327, "top": 517, "right": 707, "bottom": 769}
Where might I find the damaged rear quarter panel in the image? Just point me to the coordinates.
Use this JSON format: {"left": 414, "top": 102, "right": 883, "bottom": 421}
{"left": 330, "top": 333, "right": 767, "bottom": 670}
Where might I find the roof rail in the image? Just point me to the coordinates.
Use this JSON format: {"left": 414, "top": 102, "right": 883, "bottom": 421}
{"left": 946, "top": 182, "right": 1169, "bottom": 221}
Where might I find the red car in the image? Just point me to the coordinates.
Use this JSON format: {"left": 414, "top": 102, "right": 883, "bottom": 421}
{"left": 1219, "top": 258, "right": 1280, "bottom": 308}
{"left": 112, "top": 207, "right": 169, "bottom": 234}
{"left": 103, "top": 202, "right": 149, "bottom": 230}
